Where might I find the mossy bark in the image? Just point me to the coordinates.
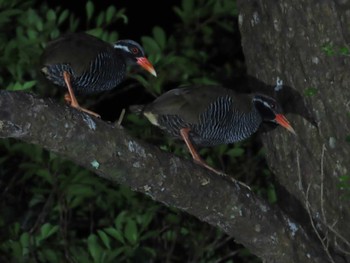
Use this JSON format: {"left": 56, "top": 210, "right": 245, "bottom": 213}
{"left": 237, "top": 0, "right": 350, "bottom": 262}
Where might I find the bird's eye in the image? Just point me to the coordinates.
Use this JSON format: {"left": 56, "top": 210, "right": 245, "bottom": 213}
{"left": 131, "top": 47, "right": 139, "bottom": 54}
{"left": 270, "top": 102, "right": 276, "bottom": 109}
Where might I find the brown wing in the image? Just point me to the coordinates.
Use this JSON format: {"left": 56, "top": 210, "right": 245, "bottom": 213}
{"left": 144, "top": 85, "right": 253, "bottom": 124}
{"left": 40, "top": 32, "right": 114, "bottom": 76}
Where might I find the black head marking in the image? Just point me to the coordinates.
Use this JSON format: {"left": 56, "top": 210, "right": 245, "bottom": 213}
{"left": 252, "top": 94, "right": 283, "bottom": 122}
{"left": 113, "top": 40, "right": 145, "bottom": 58}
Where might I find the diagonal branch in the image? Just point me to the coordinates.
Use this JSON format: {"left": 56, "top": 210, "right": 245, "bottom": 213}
{"left": 0, "top": 90, "right": 330, "bottom": 263}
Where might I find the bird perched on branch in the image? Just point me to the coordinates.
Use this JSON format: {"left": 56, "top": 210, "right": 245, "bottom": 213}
{"left": 40, "top": 32, "right": 157, "bottom": 118}
{"left": 131, "top": 85, "right": 296, "bottom": 174}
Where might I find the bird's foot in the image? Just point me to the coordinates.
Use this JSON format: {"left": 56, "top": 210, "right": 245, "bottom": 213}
{"left": 117, "top": 108, "right": 126, "bottom": 126}
{"left": 226, "top": 177, "right": 251, "bottom": 190}
{"left": 64, "top": 93, "right": 100, "bottom": 118}
{"left": 73, "top": 105, "right": 101, "bottom": 118}
{"left": 211, "top": 168, "right": 251, "bottom": 190}
{"left": 64, "top": 93, "right": 72, "bottom": 104}
{"left": 195, "top": 160, "right": 251, "bottom": 190}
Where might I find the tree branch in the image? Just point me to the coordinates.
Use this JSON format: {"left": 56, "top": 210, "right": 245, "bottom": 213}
{"left": 0, "top": 90, "right": 329, "bottom": 263}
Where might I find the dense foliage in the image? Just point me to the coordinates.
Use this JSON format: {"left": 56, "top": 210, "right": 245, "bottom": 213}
{"left": 0, "top": 0, "right": 274, "bottom": 262}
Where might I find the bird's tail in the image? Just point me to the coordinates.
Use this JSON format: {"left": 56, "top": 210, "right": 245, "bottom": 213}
{"left": 128, "top": 104, "right": 145, "bottom": 115}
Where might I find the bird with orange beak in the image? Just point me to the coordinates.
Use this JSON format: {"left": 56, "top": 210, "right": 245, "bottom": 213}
{"left": 41, "top": 32, "right": 157, "bottom": 118}
{"left": 132, "top": 85, "right": 295, "bottom": 174}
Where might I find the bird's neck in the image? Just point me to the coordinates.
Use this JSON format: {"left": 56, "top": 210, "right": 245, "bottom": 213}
{"left": 226, "top": 106, "right": 262, "bottom": 142}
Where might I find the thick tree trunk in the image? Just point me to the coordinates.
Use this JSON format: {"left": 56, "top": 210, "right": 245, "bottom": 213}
{"left": 0, "top": 90, "right": 332, "bottom": 263}
{"left": 237, "top": 0, "right": 350, "bottom": 262}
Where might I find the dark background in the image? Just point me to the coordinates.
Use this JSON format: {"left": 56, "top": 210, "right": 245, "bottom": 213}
{"left": 47, "top": 0, "right": 180, "bottom": 39}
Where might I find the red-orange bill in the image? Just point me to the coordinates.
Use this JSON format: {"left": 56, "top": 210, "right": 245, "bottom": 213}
{"left": 275, "top": 114, "right": 296, "bottom": 135}
{"left": 136, "top": 57, "right": 157, "bottom": 77}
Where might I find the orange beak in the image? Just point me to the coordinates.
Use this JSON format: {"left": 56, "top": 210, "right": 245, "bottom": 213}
{"left": 274, "top": 114, "right": 296, "bottom": 135}
{"left": 136, "top": 57, "right": 157, "bottom": 77}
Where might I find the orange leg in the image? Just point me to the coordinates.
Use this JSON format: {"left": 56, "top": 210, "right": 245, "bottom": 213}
{"left": 63, "top": 71, "right": 100, "bottom": 118}
{"left": 180, "top": 128, "right": 251, "bottom": 189}
{"left": 180, "top": 128, "right": 224, "bottom": 175}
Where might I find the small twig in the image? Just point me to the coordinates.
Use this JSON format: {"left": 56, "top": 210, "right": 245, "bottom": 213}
{"left": 335, "top": 237, "right": 350, "bottom": 255}
{"left": 320, "top": 144, "right": 326, "bottom": 223}
{"left": 326, "top": 222, "right": 350, "bottom": 253}
{"left": 217, "top": 171, "right": 251, "bottom": 190}
{"left": 117, "top": 108, "right": 126, "bottom": 126}
{"left": 305, "top": 184, "right": 335, "bottom": 263}
{"left": 296, "top": 149, "right": 303, "bottom": 191}
{"left": 297, "top": 150, "right": 335, "bottom": 263}
{"left": 319, "top": 144, "right": 350, "bottom": 253}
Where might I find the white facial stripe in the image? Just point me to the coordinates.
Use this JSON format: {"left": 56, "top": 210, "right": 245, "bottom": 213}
{"left": 263, "top": 101, "right": 270, "bottom": 108}
{"left": 253, "top": 97, "right": 272, "bottom": 108}
{"left": 113, "top": 44, "right": 130, "bottom": 53}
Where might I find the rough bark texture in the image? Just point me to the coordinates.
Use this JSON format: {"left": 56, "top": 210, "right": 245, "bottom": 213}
{"left": 237, "top": 0, "right": 350, "bottom": 262}
{"left": 0, "top": 90, "right": 333, "bottom": 263}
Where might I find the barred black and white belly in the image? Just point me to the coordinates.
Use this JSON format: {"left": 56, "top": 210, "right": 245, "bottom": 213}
{"left": 192, "top": 97, "right": 262, "bottom": 145}
{"left": 44, "top": 52, "right": 125, "bottom": 94}
{"left": 158, "top": 96, "right": 263, "bottom": 146}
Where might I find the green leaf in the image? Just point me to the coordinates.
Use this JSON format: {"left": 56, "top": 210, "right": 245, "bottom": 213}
{"left": 106, "top": 6, "right": 116, "bottom": 24}
{"left": 339, "top": 175, "right": 350, "bottom": 184}
{"left": 304, "top": 87, "right": 317, "bottom": 97}
{"left": 267, "top": 184, "right": 277, "bottom": 203}
{"left": 97, "top": 230, "right": 111, "bottom": 250}
{"left": 104, "top": 227, "right": 125, "bottom": 244}
{"left": 173, "top": 7, "right": 185, "bottom": 22}
{"left": 19, "top": 232, "right": 30, "bottom": 249}
{"left": 136, "top": 211, "right": 155, "bottom": 231}
{"left": 35, "top": 19, "right": 43, "bottom": 31}
{"left": 29, "top": 194, "right": 45, "bottom": 207}
{"left": 69, "top": 16, "right": 79, "bottom": 32}
{"left": 36, "top": 168, "right": 52, "bottom": 183}
{"left": 339, "top": 47, "right": 350, "bottom": 56}
{"left": 96, "top": 11, "right": 105, "bottom": 27}
{"left": 86, "top": 1, "right": 94, "bottom": 22}
{"left": 180, "top": 227, "right": 189, "bottom": 235}
{"left": 116, "top": 10, "right": 128, "bottom": 24}
{"left": 141, "top": 36, "right": 161, "bottom": 54}
{"left": 46, "top": 9, "right": 56, "bottom": 21}
{"left": 106, "top": 247, "right": 126, "bottom": 261}
{"left": 58, "top": 9, "right": 69, "bottom": 25}
{"left": 40, "top": 248, "right": 59, "bottom": 263}
{"left": 22, "top": 80, "right": 37, "bottom": 90}
{"left": 153, "top": 26, "right": 166, "bottom": 50}
{"left": 163, "top": 229, "right": 176, "bottom": 241}
{"left": 7, "top": 82, "right": 22, "bottom": 91}
{"left": 226, "top": 147, "right": 245, "bottom": 158}
{"left": 9, "top": 241, "right": 22, "bottom": 259}
{"left": 86, "top": 28, "right": 103, "bottom": 38}
{"left": 66, "top": 184, "right": 95, "bottom": 199}
{"left": 114, "top": 211, "right": 127, "bottom": 230}
{"left": 11, "top": 222, "right": 21, "bottom": 237}
{"left": 46, "top": 225, "right": 59, "bottom": 238}
{"left": 321, "top": 44, "right": 335, "bottom": 56}
{"left": 87, "top": 234, "right": 102, "bottom": 263}
{"left": 40, "top": 223, "right": 59, "bottom": 240}
{"left": 0, "top": 9, "right": 22, "bottom": 26}
{"left": 183, "top": 0, "right": 194, "bottom": 13}
{"left": 124, "top": 219, "right": 138, "bottom": 245}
